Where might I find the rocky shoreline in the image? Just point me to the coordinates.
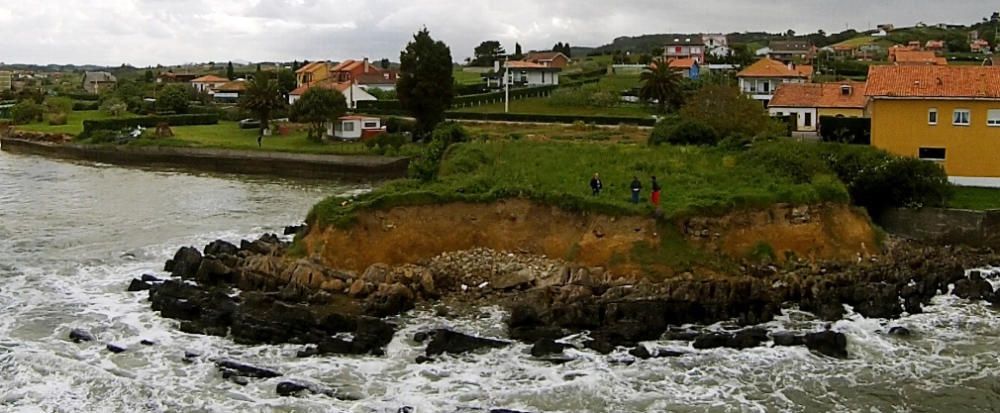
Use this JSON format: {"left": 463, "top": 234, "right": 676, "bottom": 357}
{"left": 92, "top": 228, "right": 1000, "bottom": 398}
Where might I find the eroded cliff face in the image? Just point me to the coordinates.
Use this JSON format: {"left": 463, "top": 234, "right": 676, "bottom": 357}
{"left": 301, "top": 199, "right": 878, "bottom": 276}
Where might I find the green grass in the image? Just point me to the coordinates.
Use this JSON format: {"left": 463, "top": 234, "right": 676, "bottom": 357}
{"left": 16, "top": 111, "right": 128, "bottom": 135}
{"left": 453, "top": 69, "right": 485, "bottom": 85}
{"left": 308, "top": 140, "right": 848, "bottom": 229}
{"left": 948, "top": 187, "right": 1000, "bottom": 210}
{"left": 455, "top": 98, "right": 654, "bottom": 117}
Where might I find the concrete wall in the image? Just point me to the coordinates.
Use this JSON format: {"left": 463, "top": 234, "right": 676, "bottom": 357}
{"left": 0, "top": 137, "right": 409, "bottom": 180}
{"left": 880, "top": 207, "right": 1000, "bottom": 248}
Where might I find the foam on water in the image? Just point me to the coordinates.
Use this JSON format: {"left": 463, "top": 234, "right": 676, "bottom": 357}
{"left": 3, "top": 151, "right": 1000, "bottom": 412}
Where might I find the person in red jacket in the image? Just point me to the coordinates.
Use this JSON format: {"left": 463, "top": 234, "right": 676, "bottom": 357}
{"left": 650, "top": 176, "right": 662, "bottom": 206}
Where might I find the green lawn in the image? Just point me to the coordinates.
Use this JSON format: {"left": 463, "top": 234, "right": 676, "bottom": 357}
{"left": 453, "top": 69, "right": 485, "bottom": 85}
{"left": 16, "top": 111, "right": 128, "bottom": 135}
{"left": 948, "top": 186, "right": 1000, "bottom": 210}
{"left": 455, "top": 97, "right": 654, "bottom": 118}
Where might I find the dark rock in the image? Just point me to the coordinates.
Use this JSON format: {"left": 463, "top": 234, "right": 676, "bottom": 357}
{"left": 127, "top": 279, "right": 152, "bottom": 292}
{"left": 296, "top": 346, "right": 319, "bottom": 358}
{"left": 662, "top": 330, "right": 700, "bottom": 341}
{"left": 167, "top": 247, "right": 202, "bottom": 278}
{"left": 415, "top": 355, "right": 434, "bottom": 364}
{"left": 629, "top": 345, "right": 652, "bottom": 360}
{"left": 397, "top": 407, "right": 415, "bottom": 413}
{"left": 364, "top": 283, "right": 415, "bottom": 317}
{"left": 413, "top": 331, "right": 430, "bottom": 343}
{"left": 141, "top": 274, "right": 161, "bottom": 283}
{"left": 425, "top": 329, "right": 510, "bottom": 356}
{"left": 888, "top": 326, "right": 912, "bottom": 337}
{"left": 491, "top": 410, "right": 532, "bottom": 413}
{"left": 954, "top": 277, "right": 995, "bottom": 301}
{"left": 584, "top": 338, "right": 616, "bottom": 355}
{"left": 283, "top": 225, "right": 307, "bottom": 236}
{"left": 215, "top": 359, "right": 282, "bottom": 378}
{"left": 771, "top": 332, "right": 805, "bottom": 347}
{"left": 195, "top": 257, "right": 233, "bottom": 284}
{"left": 693, "top": 329, "right": 766, "bottom": 350}
{"left": 656, "top": 350, "right": 686, "bottom": 358}
{"left": 853, "top": 283, "right": 903, "bottom": 319}
{"left": 803, "top": 331, "right": 848, "bottom": 359}
{"left": 276, "top": 381, "right": 310, "bottom": 397}
{"left": 204, "top": 240, "right": 239, "bottom": 257}
{"left": 530, "top": 338, "right": 572, "bottom": 357}
{"left": 184, "top": 350, "right": 201, "bottom": 359}
{"left": 106, "top": 343, "right": 127, "bottom": 353}
{"left": 69, "top": 329, "right": 94, "bottom": 343}
{"left": 140, "top": 339, "right": 155, "bottom": 346}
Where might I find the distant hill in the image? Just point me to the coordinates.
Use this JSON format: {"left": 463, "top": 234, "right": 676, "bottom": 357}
{"left": 588, "top": 34, "right": 698, "bottom": 55}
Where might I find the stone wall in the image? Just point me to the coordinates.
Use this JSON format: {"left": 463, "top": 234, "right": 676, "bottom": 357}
{"left": 880, "top": 208, "right": 1000, "bottom": 248}
{"left": 0, "top": 137, "right": 409, "bottom": 180}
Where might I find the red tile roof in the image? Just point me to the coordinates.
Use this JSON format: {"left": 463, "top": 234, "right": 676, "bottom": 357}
{"left": 524, "top": 51, "right": 568, "bottom": 62}
{"left": 892, "top": 50, "right": 946, "bottom": 65}
{"left": 668, "top": 57, "right": 698, "bottom": 69}
{"left": 866, "top": 65, "right": 1000, "bottom": 99}
{"left": 295, "top": 61, "right": 328, "bottom": 74}
{"left": 289, "top": 80, "right": 353, "bottom": 96}
{"left": 737, "top": 58, "right": 810, "bottom": 78}
{"left": 215, "top": 80, "right": 247, "bottom": 92}
{"left": 769, "top": 81, "right": 868, "bottom": 109}
{"left": 191, "top": 75, "right": 228, "bottom": 83}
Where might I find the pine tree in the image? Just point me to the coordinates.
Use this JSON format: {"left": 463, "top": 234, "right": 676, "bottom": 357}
{"left": 397, "top": 28, "right": 455, "bottom": 138}
{"left": 513, "top": 43, "right": 524, "bottom": 60}
{"left": 226, "top": 62, "right": 235, "bottom": 80}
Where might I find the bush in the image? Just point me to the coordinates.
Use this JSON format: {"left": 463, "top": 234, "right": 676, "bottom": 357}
{"left": 648, "top": 118, "right": 718, "bottom": 146}
{"left": 100, "top": 98, "right": 129, "bottom": 117}
{"left": 81, "top": 114, "right": 218, "bottom": 137}
{"left": 157, "top": 84, "right": 192, "bottom": 114}
{"left": 47, "top": 112, "right": 68, "bottom": 126}
{"left": 364, "top": 133, "right": 408, "bottom": 155}
{"left": 430, "top": 122, "right": 468, "bottom": 145}
{"left": 851, "top": 157, "right": 952, "bottom": 216}
{"left": 73, "top": 101, "right": 100, "bottom": 111}
{"left": 446, "top": 111, "right": 655, "bottom": 126}
{"left": 11, "top": 101, "right": 43, "bottom": 125}
{"left": 384, "top": 116, "right": 417, "bottom": 134}
{"left": 43, "top": 97, "right": 74, "bottom": 115}
{"left": 408, "top": 122, "right": 468, "bottom": 181}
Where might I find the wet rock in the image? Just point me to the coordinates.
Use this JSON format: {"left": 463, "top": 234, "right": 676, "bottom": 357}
{"left": 491, "top": 410, "right": 532, "bottom": 413}
{"left": 69, "top": 329, "right": 94, "bottom": 343}
{"left": 415, "top": 355, "right": 434, "bottom": 364}
{"left": 629, "top": 345, "right": 652, "bottom": 360}
{"left": 283, "top": 225, "right": 307, "bottom": 236}
{"left": 803, "top": 331, "right": 848, "bottom": 359}
{"left": 852, "top": 283, "right": 903, "bottom": 319}
{"left": 106, "top": 343, "right": 127, "bottom": 354}
{"left": 348, "top": 279, "right": 370, "bottom": 298}
{"left": 530, "top": 338, "right": 572, "bottom": 357}
{"left": 140, "top": 274, "right": 162, "bottom": 283}
{"left": 425, "top": 329, "right": 510, "bottom": 356}
{"left": 364, "top": 283, "right": 415, "bottom": 317}
{"left": 196, "top": 258, "right": 233, "bottom": 284}
{"left": 584, "top": 338, "right": 616, "bottom": 355}
{"left": 140, "top": 339, "right": 155, "bottom": 346}
{"left": 204, "top": 240, "right": 239, "bottom": 257}
{"left": 127, "top": 279, "right": 153, "bottom": 292}
{"left": 215, "top": 359, "right": 282, "bottom": 378}
{"left": 771, "top": 332, "right": 805, "bottom": 347}
{"left": 888, "top": 326, "right": 912, "bottom": 337}
{"left": 953, "top": 277, "right": 995, "bottom": 301}
{"left": 184, "top": 350, "right": 201, "bottom": 360}
{"left": 693, "top": 328, "right": 767, "bottom": 350}
{"left": 493, "top": 269, "right": 535, "bottom": 290}
{"left": 227, "top": 375, "right": 249, "bottom": 386}
{"left": 166, "top": 246, "right": 202, "bottom": 278}
{"left": 275, "top": 380, "right": 341, "bottom": 398}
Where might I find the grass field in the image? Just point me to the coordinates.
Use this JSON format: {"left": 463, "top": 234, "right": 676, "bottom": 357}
{"left": 453, "top": 69, "right": 485, "bottom": 85}
{"left": 455, "top": 74, "right": 652, "bottom": 118}
{"left": 461, "top": 121, "right": 650, "bottom": 143}
{"left": 16, "top": 111, "right": 129, "bottom": 135}
{"left": 948, "top": 186, "right": 1000, "bottom": 210}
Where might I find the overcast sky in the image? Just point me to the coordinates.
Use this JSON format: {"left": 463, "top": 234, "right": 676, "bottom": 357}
{"left": 0, "top": 0, "right": 996, "bottom": 67}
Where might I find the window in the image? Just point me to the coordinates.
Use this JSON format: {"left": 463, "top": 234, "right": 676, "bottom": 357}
{"left": 762, "top": 81, "right": 770, "bottom": 93}
{"left": 363, "top": 121, "right": 378, "bottom": 128}
{"left": 804, "top": 112, "right": 812, "bottom": 127}
{"left": 988, "top": 109, "right": 1000, "bottom": 126}
{"left": 928, "top": 108, "right": 937, "bottom": 125}
{"left": 953, "top": 109, "right": 970, "bottom": 126}
{"left": 918, "top": 147, "right": 946, "bottom": 161}
{"left": 342, "top": 122, "right": 355, "bottom": 132}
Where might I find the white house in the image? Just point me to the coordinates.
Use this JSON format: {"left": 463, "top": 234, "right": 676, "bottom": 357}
{"left": 190, "top": 75, "right": 229, "bottom": 94}
{"left": 330, "top": 115, "right": 385, "bottom": 140}
{"left": 212, "top": 80, "right": 247, "bottom": 103}
{"left": 288, "top": 81, "right": 378, "bottom": 109}
{"left": 487, "top": 60, "right": 561, "bottom": 88}
{"left": 702, "top": 33, "right": 730, "bottom": 58}
{"left": 736, "top": 58, "right": 812, "bottom": 106}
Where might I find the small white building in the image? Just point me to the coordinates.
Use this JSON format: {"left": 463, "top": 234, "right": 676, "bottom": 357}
{"left": 190, "top": 75, "right": 230, "bottom": 94}
{"left": 288, "top": 81, "right": 378, "bottom": 109}
{"left": 330, "top": 115, "right": 385, "bottom": 140}
{"left": 486, "top": 60, "right": 561, "bottom": 88}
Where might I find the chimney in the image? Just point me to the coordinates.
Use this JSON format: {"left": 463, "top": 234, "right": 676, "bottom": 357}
{"left": 364, "top": 57, "right": 370, "bottom": 73}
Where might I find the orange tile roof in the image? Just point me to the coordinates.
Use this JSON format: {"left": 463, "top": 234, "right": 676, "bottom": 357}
{"left": 893, "top": 50, "right": 945, "bottom": 65}
{"left": 668, "top": 57, "right": 698, "bottom": 69}
{"left": 295, "top": 61, "right": 328, "bottom": 74}
{"left": 524, "top": 51, "right": 568, "bottom": 61}
{"left": 289, "top": 80, "right": 352, "bottom": 96}
{"left": 505, "top": 60, "right": 548, "bottom": 69}
{"left": 866, "top": 65, "right": 1000, "bottom": 99}
{"left": 215, "top": 80, "right": 247, "bottom": 92}
{"left": 769, "top": 81, "right": 868, "bottom": 109}
{"left": 796, "top": 65, "right": 814, "bottom": 77}
{"left": 191, "top": 75, "right": 228, "bottom": 83}
{"left": 737, "top": 58, "right": 809, "bottom": 78}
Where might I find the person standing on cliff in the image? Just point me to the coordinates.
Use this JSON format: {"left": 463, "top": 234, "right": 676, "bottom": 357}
{"left": 650, "top": 176, "right": 662, "bottom": 206}
{"left": 590, "top": 173, "right": 603, "bottom": 196}
{"left": 630, "top": 176, "right": 642, "bottom": 204}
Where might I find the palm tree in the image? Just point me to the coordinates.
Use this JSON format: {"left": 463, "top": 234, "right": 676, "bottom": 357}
{"left": 639, "top": 62, "right": 684, "bottom": 113}
{"left": 239, "top": 70, "right": 285, "bottom": 143}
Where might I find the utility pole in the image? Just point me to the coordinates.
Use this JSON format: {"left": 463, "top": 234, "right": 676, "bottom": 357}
{"left": 504, "top": 56, "right": 510, "bottom": 113}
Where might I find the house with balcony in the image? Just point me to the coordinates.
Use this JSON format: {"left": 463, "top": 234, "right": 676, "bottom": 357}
{"left": 663, "top": 36, "right": 705, "bottom": 63}
{"left": 867, "top": 65, "right": 1000, "bottom": 186}
{"left": 736, "top": 58, "right": 812, "bottom": 106}
{"left": 702, "top": 33, "right": 730, "bottom": 58}
{"left": 767, "top": 40, "right": 814, "bottom": 63}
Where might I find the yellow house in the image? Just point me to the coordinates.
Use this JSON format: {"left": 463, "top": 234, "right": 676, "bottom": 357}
{"left": 867, "top": 65, "right": 1000, "bottom": 186}
{"left": 295, "top": 61, "right": 332, "bottom": 87}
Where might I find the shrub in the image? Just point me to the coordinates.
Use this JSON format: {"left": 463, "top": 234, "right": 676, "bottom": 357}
{"left": 408, "top": 123, "right": 468, "bottom": 181}
{"left": 680, "top": 84, "right": 778, "bottom": 138}
{"left": 649, "top": 119, "right": 718, "bottom": 146}
{"left": 157, "top": 84, "right": 192, "bottom": 114}
{"left": 100, "top": 98, "right": 129, "bottom": 117}
{"left": 11, "top": 101, "right": 43, "bottom": 125}
{"left": 819, "top": 116, "right": 871, "bottom": 144}
{"left": 43, "top": 97, "right": 74, "bottom": 115}
{"left": 740, "top": 141, "right": 829, "bottom": 184}
{"left": 430, "top": 122, "right": 468, "bottom": 145}
{"left": 384, "top": 116, "right": 417, "bottom": 134}
{"left": 851, "top": 156, "right": 952, "bottom": 217}
{"left": 47, "top": 112, "right": 68, "bottom": 126}
{"left": 446, "top": 111, "right": 655, "bottom": 126}
{"left": 364, "top": 133, "right": 408, "bottom": 155}
{"left": 73, "top": 101, "right": 100, "bottom": 111}
{"left": 440, "top": 145, "right": 493, "bottom": 176}
{"left": 81, "top": 114, "right": 218, "bottom": 137}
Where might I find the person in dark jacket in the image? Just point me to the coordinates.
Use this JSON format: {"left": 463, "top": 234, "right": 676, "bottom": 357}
{"left": 630, "top": 176, "right": 642, "bottom": 204}
{"left": 650, "top": 176, "right": 662, "bottom": 206}
{"left": 590, "top": 173, "right": 603, "bottom": 196}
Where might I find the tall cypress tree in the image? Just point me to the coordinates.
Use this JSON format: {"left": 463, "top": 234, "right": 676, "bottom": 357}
{"left": 226, "top": 61, "right": 235, "bottom": 80}
{"left": 397, "top": 28, "right": 455, "bottom": 138}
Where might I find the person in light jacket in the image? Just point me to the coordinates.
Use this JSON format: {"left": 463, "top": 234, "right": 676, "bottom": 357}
{"left": 630, "top": 176, "right": 642, "bottom": 204}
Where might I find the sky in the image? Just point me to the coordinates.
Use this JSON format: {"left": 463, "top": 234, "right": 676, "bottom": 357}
{"left": 0, "top": 0, "right": 996, "bottom": 67}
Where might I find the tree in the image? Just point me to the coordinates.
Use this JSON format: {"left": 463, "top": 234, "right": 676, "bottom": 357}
{"left": 397, "top": 28, "right": 455, "bottom": 138}
{"left": 639, "top": 62, "right": 685, "bottom": 113}
{"left": 379, "top": 58, "right": 391, "bottom": 69}
{"left": 290, "top": 87, "right": 348, "bottom": 141}
{"left": 239, "top": 70, "right": 286, "bottom": 140}
{"left": 471, "top": 40, "right": 505, "bottom": 67}
{"left": 100, "top": 97, "right": 128, "bottom": 116}
{"left": 157, "top": 84, "right": 191, "bottom": 113}
{"left": 276, "top": 69, "right": 297, "bottom": 98}
{"left": 513, "top": 42, "right": 524, "bottom": 60}
{"left": 563, "top": 42, "right": 572, "bottom": 58}
{"left": 680, "top": 84, "right": 780, "bottom": 138}
{"left": 10, "top": 101, "right": 43, "bottom": 125}
{"left": 226, "top": 62, "right": 235, "bottom": 80}
{"left": 144, "top": 69, "right": 154, "bottom": 83}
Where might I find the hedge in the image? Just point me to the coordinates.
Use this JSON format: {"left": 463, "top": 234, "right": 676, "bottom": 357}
{"left": 72, "top": 101, "right": 100, "bottom": 111}
{"left": 61, "top": 93, "right": 99, "bottom": 101}
{"left": 564, "top": 67, "right": 607, "bottom": 80}
{"left": 819, "top": 116, "right": 871, "bottom": 145}
{"left": 445, "top": 111, "right": 655, "bottom": 126}
{"left": 81, "top": 114, "right": 219, "bottom": 137}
